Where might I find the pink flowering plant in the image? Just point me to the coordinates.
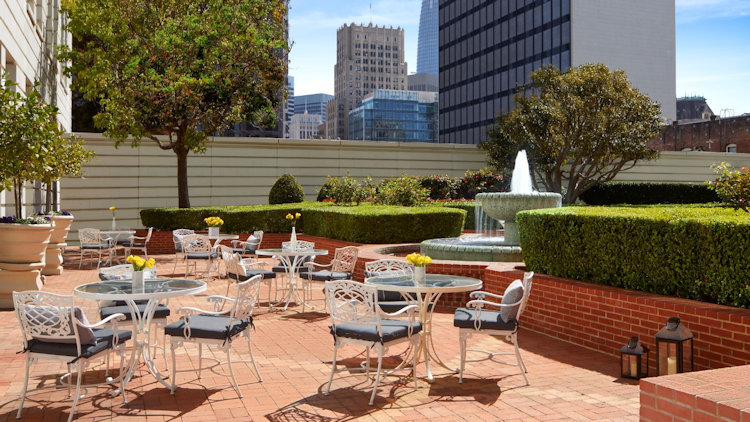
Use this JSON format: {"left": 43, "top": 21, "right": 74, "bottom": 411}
{"left": 708, "top": 162, "right": 750, "bottom": 212}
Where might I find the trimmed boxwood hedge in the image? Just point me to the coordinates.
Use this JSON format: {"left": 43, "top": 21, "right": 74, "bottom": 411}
{"left": 518, "top": 205, "right": 750, "bottom": 308}
{"left": 440, "top": 202, "right": 476, "bottom": 230}
{"left": 140, "top": 202, "right": 465, "bottom": 244}
{"left": 579, "top": 182, "right": 719, "bottom": 205}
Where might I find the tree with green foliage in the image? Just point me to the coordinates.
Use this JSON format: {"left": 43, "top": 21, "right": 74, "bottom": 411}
{"left": 0, "top": 76, "right": 93, "bottom": 217}
{"left": 481, "top": 63, "right": 662, "bottom": 204}
{"left": 268, "top": 174, "right": 304, "bottom": 204}
{"left": 59, "top": 0, "right": 289, "bottom": 208}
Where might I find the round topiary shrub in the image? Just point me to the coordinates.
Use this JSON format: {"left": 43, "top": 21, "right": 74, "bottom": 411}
{"left": 268, "top": 174, "right": 305, "bottom": 204}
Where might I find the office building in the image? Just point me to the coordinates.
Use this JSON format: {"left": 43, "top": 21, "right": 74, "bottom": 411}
{"left": 676, "top": 96, "right": 714, "bottom": 122}
{"left": 417, "top": 0, "right": 439, "bottom": 75}
{"left": 293, "top": 93, "right": 333, "bottom": 123}
{"left": 408, "top": 73, "right": 439, "bottom": 92}
{"left": 289, "top": 111, "right": 323, "bottom": 139}
{"left": 348, "top": 90, "right": 438, "bottom": 142}
{"left": 439, "top": 0, "right": 676, "bottom": 144}
{"left": 285, "top": 76, "right": 294, "bottom": 137}
{"left": 328, "top": 23, "right": 408, "bottom": 140}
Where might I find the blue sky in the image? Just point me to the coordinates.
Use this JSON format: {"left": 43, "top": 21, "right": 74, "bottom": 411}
{"left": 289, "top": 0, "right": 750, "bottom": 115}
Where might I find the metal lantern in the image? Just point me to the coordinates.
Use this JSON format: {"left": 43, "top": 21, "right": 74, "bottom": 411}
{"left": 655, "top": 317, "right": 694, "bottom": 375}
{"left": 620, "top": 336, "right": 649, "bottom": 379}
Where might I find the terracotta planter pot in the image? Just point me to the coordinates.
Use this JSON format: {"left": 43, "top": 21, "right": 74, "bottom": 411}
{"left": 0, "top": 223, "right": 53, "bottom": 309}
{"left": 0, "top": 223, "right": 54, "bottom": 264}
{"left": 49, "top": 215, "right": 74, "bottom": 244}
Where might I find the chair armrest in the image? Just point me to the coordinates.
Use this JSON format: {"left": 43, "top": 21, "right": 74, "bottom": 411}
{"left": 128, "top": 235, "right": 147, "bottom": 241}
{"left": 466, "top": 298, "right": 521, "bottom": 309}
{"left": 176, "top": 306, "right": 230, "bottom": 318}
{"left": 379, "top": 304, "right": 418, "bottom": 318}
{"left": 469, "top": 291, "right": 505, "bottom": 301}
{"left": 304, "top": 261, "right": 331, "bottom": 271}
{"left": 232, "top": 240, "right": 260, "bottom": 248}
{"left": 84, "top": 313, "right": 127, "bottom": 328}
{"left": 239, "top": 258, "right": 268, "bottom": 269}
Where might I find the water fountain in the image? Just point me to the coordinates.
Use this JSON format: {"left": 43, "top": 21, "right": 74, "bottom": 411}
{"left": 421, "top": 150, "right": 562, "bottom": 262}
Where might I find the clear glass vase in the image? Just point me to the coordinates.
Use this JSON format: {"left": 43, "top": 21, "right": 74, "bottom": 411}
{"left": 290, "top": 226, "right": 297, "bottom": 250}
{"left": 208, "top": 226, "right": 220, "bottom": 237}
{"left": 414, "top": 266, "right": 426, "bottom": 284}
{"left": 132, "top": 270, "right": 144, "bottom": 292}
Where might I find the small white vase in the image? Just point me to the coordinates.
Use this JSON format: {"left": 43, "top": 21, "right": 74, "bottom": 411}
{"left": 132, "top": 270, "right": 144, "bottom": 292}
{"left": 414, "top": 266, "right": 426, "bottom": 284}
{"left": 208, "top": 226, "right": 220, "bottom": 237}
{"left": 290, "top": 226, "right": 297, "bottom": 250}
{"left": 111, "top": 217, "right": 117, "bottom": 231}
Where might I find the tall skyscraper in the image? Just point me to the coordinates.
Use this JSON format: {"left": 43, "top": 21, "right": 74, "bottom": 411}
{"left": 438, "top": 0, "right": 676, "bottom": 144}
{"left": 328, "top": 23, "right": 408, "bottom": 140}
{"left": 293, "top": 93, "right": 333, "bottom": 123}
{"left": 417, "top": 0, "right": 438, "bottom": 75}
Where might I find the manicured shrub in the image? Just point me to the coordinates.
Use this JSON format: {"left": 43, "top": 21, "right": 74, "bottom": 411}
{"left": 457, "top": 168, "right": 506, "bottom": 199}
{"left": 708, "top": 162, "right": 750, "bottom": 211}
{"left": 268, "top": 174, "right": 305, "bottom": 204}
{"left": 580, "top": 182, "right": 719, "bottom": 205}
{"left": 140, "top": 202, "right": 465, "bottom": 243}
{"left": 518, "top": 205, "right": 750, "bottom": 308}
{"left": 316, "top": 175, "right": 376, "bottom": 204}
{"left": 440, "top": 201, "right": 477, "bottom": 230}
{"left": 420, "top": 175, "right": 460, "bottom": 200}
{"left": 376, "top": 176, "right": 429, "bottom": 206}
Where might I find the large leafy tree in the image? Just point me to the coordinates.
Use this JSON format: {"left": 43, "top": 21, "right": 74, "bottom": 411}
{"left": 59, "top": 0, "right": 289, "bottom": 207}
{"left": 481, "top": 63, "right": 662, "bottom": 204}
{"left": 0, "top": 76, "right": 93, "bottom": 217}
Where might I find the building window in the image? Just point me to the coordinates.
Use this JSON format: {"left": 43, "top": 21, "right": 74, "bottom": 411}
{"left": 726, "top": 144, "right": 738, "bottom": 153}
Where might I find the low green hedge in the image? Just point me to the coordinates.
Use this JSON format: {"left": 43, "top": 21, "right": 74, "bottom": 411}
{"left": 518, "top": 205, "right": 750, "bottom": 308}
{"left": 579, "top": 182, "right": 719, "bottom": 205}
{"left": 140, "top": 202, "right": 465, "bottom": 243}
{"left": 440, "top": 202, "right": 476, "bottom": 230}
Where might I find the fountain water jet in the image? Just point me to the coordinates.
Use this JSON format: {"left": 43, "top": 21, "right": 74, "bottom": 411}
{"left": 421, "top": 150, "right": 562, "bottom": 262}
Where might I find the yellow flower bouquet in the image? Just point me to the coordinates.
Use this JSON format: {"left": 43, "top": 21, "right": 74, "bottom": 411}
{"left": 204, "top": 216, "right": 224, "bottom": 227}
{"left": 285, "top": 212, "right": 301, "bottom": 227}
{"left": 406, "top": 252, "right": 432, "bottom": 267}
{"left": 126, "top": 255, "right": 155, "bottom": 272}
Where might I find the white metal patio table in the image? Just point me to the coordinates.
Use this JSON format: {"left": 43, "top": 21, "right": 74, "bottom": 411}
{"left": 365, "top": 273, "right": 482, "bottom": 381}
{"left": 100, "top": 230, "right": 136, "bottom": 265}
{"left": 74, "top": 278, "right": 206, "bottom": 390}
{"left": 205, "top": 233, "right": 239, "bottom": 248}
{"left": 255, "top": 248, "right": 328, "bottom": 310}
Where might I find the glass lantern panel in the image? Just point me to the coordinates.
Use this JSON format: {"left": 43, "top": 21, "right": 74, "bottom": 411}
{"left": 628, "top": 355, "right": 638, "bottom": 377}
{"left": 667, "top": 343, "right": 678, "bottom": 374}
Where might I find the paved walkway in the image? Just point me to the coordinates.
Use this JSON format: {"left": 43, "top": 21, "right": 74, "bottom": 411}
{"left": 0, "top": 253, "right": 640, "bottom": 421}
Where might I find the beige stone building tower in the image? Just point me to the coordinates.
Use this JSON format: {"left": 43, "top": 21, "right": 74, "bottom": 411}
{"left": 327, "top": 23, "right": 407, "bottom": 140}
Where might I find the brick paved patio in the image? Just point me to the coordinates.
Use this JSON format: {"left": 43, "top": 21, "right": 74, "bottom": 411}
{"left": 0, "top": 252, "right": 640, "bottom": 421}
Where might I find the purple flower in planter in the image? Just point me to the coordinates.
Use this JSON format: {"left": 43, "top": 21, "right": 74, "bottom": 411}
{"left": 62, "top": 211, "right": 71, "bottom": 216}
{"left": 44, "top": 216, "right": 51, "bottom": 221}
{"left": 0, "top": 216, "right": 15, "bottom": 224}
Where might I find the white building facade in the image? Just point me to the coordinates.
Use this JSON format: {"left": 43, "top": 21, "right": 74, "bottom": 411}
{"left": 289, "top": 111, "right": 323, "bottom": 140}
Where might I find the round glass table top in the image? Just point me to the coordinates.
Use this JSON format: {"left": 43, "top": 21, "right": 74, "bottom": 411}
{"left": 365, "top": 273, "right": 483, "bottom": 293}
{"left": 255, "top": 248, "right": 329, "bottom": 257}
{"left": 74, "top": 278, "right": 207, "bottom": 301}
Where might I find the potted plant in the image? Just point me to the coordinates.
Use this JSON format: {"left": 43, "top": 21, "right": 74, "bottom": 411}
{"left": 204, "top": 216, "right": 224, "bottom": 237}
{"left": 0, "top": 75, "right": 93, "bottom": 307}
{"left": 37, "top": 211, "right": 75, "bottom": 275}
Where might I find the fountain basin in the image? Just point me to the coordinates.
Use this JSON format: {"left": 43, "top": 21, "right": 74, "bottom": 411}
{"left": 421, "top": 237, "right": 523, "bottom": 262}
{"left": 476, "top": 192, "right": 562, "bottom": 244}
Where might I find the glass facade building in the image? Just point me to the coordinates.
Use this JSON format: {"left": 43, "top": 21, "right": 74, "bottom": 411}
{"left": 439, "top": 0, "right": 571, "bottom": 144}
{"left": 349, "top": 90, "right": 438, "bottom": 143}
{"left": 293, "top": 93, "right": 333, "bottom": 123}
{"left": 417, "top": 0, "right": 439, "bottom": 75}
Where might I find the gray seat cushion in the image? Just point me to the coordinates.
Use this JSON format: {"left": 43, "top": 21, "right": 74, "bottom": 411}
{"left": 228, "top": 270, "right": 276, "bottom": 281}
{"left": 233, "top": 247, "right": 257, "bottom": 255}
{"left": 100, "top": 303, "right": 171, "bottom": 321}
{"left": 186, "top": 252, "right": 219, "bottom": 260}
{"left": 164, "top": 314, "right": 252, "bottom": 340}
{"left": 500, "top": 279, "right": 524, "bottom": 323}
{"left": 128, "top": 242, "right": 147, "bottom": 247}
{"left": 453, "top": 307, "right": 518, "bottom": 331}
{"left": 81, "top": 243, "right": 110, "bottom": 250}
{"left": 299, "top": 270, "right": 352, "bottom": 281}
{"left": 26, "top": 328, "right": 132, "bottom": 359}
{"left": 331, "top": 319, "right": 422, "bottom": 343}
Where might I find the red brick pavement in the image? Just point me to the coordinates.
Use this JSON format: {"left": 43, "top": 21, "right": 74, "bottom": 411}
{"left": 0, "top": 251, "right": 640, "bottom": 421}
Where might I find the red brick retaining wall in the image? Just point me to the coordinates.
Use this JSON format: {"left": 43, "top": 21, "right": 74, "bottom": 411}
{"left": 640, "top": 365, "right": 750, "bottom": 421}
{"left": 142, "top": 230, "right": 750, "bottom": 371}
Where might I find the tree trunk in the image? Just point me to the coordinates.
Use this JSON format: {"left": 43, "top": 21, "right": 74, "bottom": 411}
{"left": 13, "top": 178, "right": 23, "bottom": 218}
{"left": 175, "top": 144, "right": 191, "bottom": 208}
{"left": 45, "top": 183, "right": 53, "bottom": 213}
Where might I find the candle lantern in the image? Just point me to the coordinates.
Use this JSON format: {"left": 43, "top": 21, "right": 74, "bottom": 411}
{"left": 655, "top": 317, "right": 693, "bottom": 376}
{"left": 620, "top": 336, "right": 649, "bottom": 379}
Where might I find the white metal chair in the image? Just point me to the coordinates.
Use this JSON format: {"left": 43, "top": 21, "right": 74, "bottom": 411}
{"left": 171, "top": 229, "right": 195, "bottom": 275}
{"left": 219, "top": 245, "right": 277, "bottom": 303}
{"left": 364, "top": 259, "right": 417, "bottom": 313}
{"left": 182, "top": 234, "right": 218, "bottom": 278}
{"left": 300, "top": 246, "right": 359, "bottom": 311}
{"left": 231, "top": 230, "right": 263, "bottom": 256}
{"left": 13, "top": 290, "right": 131, "bottom": 422}
{"left": 124, "top": 227, "right": 154, "bottom": 259}
{"left": 454, "top": 272, "right": 534, "bottom": 385}
{"left": 324, "top": 280, "right": 421, "bottom": 406}
{"left": 78, "top": 228, "right": 115, "bottom": 269}
{"left": 164, "top": 274, "right": 263, "bottom": 398}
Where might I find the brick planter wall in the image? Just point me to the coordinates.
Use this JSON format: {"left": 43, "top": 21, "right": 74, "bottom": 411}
{"left": 141, "top": 229, "right": 750, "bottom": 371}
